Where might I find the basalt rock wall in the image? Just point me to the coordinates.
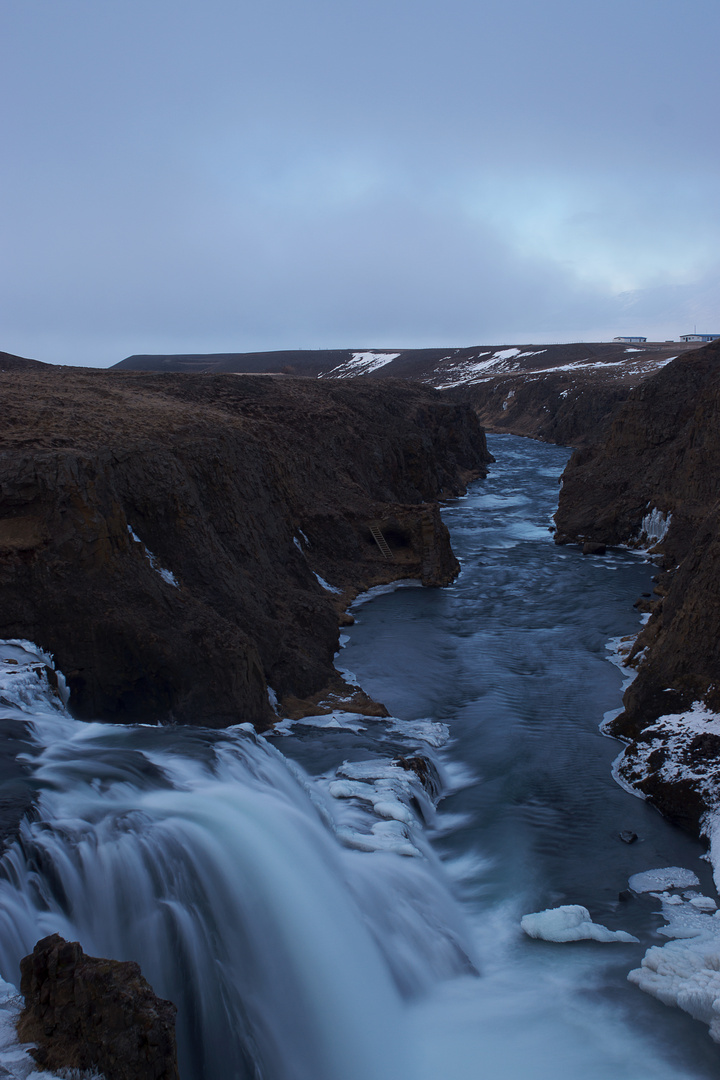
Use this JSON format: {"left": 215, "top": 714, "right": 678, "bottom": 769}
{"left": 553, "top": 340, "right": 720, "bottom": 829}
{"left": 0, "top": 370, "right": 490, "bottom": 728}
{"left": 446, "top": 373, "right": 630, "bottom": 446}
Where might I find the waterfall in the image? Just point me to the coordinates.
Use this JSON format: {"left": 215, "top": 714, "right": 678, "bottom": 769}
{"left": 0, "top": 641, "right": 472, "bottom": 1080}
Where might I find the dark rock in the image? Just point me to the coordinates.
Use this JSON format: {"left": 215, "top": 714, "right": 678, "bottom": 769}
{"left": 554, "top": 338, "right": 720, "bottom": 833}
{"left": 618, "top": 890, "right": 634, "bottom": 903}
{"left": 393, "top": 754, "right": 440, "bottom": 795}
{"left": 17, "top": 933, "right": 179, "bottom": 1080}
{"left": 618, "top": 830, "right": 638, "bottom": 844}
{"left": 0, "top": 370, "right": 491, "bottom": 728}
{"left": 582, "top": 541, "right": 606, "bottom": 555}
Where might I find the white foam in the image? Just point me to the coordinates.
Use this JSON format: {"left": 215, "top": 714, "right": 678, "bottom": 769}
{"left": 520, "top": 905, "right": 638, "bottom": 943}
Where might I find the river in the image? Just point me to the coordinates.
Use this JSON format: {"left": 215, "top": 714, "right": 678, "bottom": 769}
{"left": 0, "top": 433, "right": 717, "bottom": 1079}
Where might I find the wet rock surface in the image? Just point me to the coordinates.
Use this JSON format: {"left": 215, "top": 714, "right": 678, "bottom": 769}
{"left": 554, "top": 339, "right": 720, "bottom": 830}
{"left": 0, "top": 368, "right": 490, "bottom": 728}
{"left": 17, "top": 933, "right": 179, "bottom": 1080}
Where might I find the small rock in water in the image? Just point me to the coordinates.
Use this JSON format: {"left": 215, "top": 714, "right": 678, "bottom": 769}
{"left": 619, "top": 830, "right": 639, "bottom": 844}
{"left": 618, "top": 889, "right": 634, "bottom": 903}
{"left": 582, "top": 541, "right": 607, "bottom": 555}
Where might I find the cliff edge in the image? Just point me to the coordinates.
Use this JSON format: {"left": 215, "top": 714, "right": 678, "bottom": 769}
{"left": 554, "top": 339, "right": 720, "bottom": 832}
{"left": 0, "top": 369, "right": 490, "bottom": 728}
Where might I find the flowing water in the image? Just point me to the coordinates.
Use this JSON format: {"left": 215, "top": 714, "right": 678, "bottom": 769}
{"left": 0, "top": 433, "right": 718, "bottom": 1079}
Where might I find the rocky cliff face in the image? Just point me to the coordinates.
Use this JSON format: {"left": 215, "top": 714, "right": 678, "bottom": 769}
{"left": 0, "top": 369, "right": 490, "bottom": 728}
{"left": 17, "top": 933, "right": 179, "bottom": 1080}
{"left": 443, "top": 342, "right": 697, "bottom": 446}
{"left": 554, "top": 339, "right": 720, "bottom": 831}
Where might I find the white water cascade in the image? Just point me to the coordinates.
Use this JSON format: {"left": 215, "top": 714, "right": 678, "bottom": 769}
{"left": 0, "top": 642, "right": 472, "bottom": 1080}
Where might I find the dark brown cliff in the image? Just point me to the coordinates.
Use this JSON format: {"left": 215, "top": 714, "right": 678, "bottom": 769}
{"left": 553, "top": 339, "right": 720, "bottom": 830}
{"left": 443, "top": 342, "right": 698, "bottom": 447}
{"left": 0, "top": 369, "right": 491, "bottom": 728}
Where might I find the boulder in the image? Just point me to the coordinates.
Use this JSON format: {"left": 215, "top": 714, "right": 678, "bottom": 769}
{"left": 16, "top": 934, "right": 179, "bottom": 1080}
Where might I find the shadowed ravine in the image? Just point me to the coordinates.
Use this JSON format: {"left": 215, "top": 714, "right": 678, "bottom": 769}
{"left": 0, "top": 435, "right": 719, "bottom": 1079}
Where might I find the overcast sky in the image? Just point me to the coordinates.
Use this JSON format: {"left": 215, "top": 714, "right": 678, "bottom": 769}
{"left": 2, "top": 0, "right": 719, "bottom": 366}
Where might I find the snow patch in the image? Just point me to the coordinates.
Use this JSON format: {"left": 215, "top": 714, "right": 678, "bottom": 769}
{"left": 313, "top": 572, "right": 342, "bottom": 594}
{"left": 614, "top": 703, "right": 720, "bottom": 822}
{"left": 319, "top": 352, "right": 401, "bottom": 379}
{"left": 127, "top": 527, "right": 178, "bottom": 587}
{"left": 520, "top": 905, "right": 638, "bottom": 943}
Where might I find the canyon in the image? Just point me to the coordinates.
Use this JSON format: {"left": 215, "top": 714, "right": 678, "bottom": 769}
{"left": 0, "top": 362, "right": 489, "bottom": 729}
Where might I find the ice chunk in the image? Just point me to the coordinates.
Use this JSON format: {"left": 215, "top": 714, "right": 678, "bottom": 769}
{"left": 628, "top": 888, "right": 720, "bottom": 1040}
{"left": 521, "top": 905, "right": 638, "bottom": 943}
{"left": 629, "top": 867, "right": 700, "bottom": 893}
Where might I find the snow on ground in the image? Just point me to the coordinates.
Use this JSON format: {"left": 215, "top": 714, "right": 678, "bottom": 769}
{"left": 127, "top": 527, "right": 178, "bottom": 587}
{"left": 319, "top": 352, "right": 401, "bottom": 378}
{"left": 520, "top": 905, "right": 638, "bottom": 943}
{"left": 614, "top": 703, "right": 720, "bottom": 837}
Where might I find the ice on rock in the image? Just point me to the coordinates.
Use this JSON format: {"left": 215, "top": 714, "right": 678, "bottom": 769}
{"left": 521, "top": 905, "right": 638, "bottom": 943}
{"left": 628, "top": 867, "right": 700, "bottom": 894}
{"left": 313, "top": 572, "right": 342, "bottom": 594}
{"left": 127, "top": 525, "right": 178, "bottom": 587}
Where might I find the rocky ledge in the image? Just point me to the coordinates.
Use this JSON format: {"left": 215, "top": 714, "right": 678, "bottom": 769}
{"left": 17, "top": 933, "right": 179, "bottom": 1080}
{"left": 554, "top": 339, "right": 720, "bottom": 834}
{"left": 0, "top": 368, "right": 490, "bottom": 727}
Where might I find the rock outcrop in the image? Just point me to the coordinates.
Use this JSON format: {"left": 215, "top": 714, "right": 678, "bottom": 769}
{"left": 17, "top": 933, "right": 179, "bottom": 1080}
{"left": 0, "top": 368, "right": 490, "bottom": 727}
{"left": 554, "top": 339, "right": 720, "bottom": 830}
